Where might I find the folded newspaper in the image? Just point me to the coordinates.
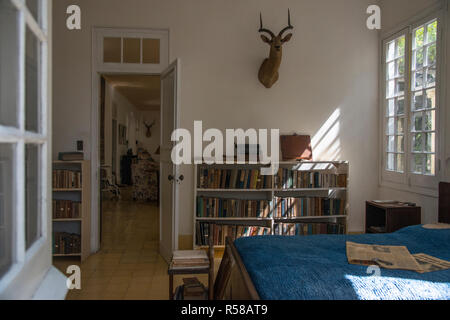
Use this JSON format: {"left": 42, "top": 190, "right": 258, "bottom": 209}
{"left": 346, "top": 242, "right": 450, "bottom": 273}
{"left": 346, "top": 242, "right": 422, "bottom": 271}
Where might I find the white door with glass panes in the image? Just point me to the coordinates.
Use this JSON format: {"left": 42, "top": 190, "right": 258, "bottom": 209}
{"left": 0, "top": 0, "right": 67, "bottom": 299}
{"left": 381, "top": 14, "right": 441, "bottom": 193}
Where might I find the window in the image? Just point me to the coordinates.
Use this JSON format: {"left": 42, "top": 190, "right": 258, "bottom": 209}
{"left": 382, "top": 16, "right": 442, "bottom": 191}
{"left": 0, "top": 0, "right": 50, "bottom": 296}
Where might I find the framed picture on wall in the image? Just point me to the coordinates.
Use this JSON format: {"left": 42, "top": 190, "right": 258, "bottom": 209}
{"left": 119, "top": 125, "right": 127, "bottom": 145}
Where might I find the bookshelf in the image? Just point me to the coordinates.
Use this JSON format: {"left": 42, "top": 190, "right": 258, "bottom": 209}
{"left": 52, "top": 160, "right": 91, "bottom": 261}
{"left": 193, "top": 161, "right": 349, "bottom": 248}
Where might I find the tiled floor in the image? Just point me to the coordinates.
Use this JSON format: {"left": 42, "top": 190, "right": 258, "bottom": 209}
{"left": 53, "top": 200, "right": 211, "bottom": 300}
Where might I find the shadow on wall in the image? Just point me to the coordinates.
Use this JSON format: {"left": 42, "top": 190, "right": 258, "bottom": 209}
{"left": 311, "top": 108, "right": 341, "bottom": 160}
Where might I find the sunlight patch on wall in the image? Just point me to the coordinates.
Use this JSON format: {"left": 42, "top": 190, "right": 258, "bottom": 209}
{"left": 311, "top": 108, "right": 341, "bottom": 160}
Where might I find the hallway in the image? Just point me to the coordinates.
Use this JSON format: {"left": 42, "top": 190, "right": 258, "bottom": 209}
{"left": 54, "top": 200, "right": 176, "bottom": 300}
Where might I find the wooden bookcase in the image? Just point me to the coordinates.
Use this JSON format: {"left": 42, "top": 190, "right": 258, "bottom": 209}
{"left": 52, "top": 160, "right": 91, "bottom": 261}
{"left": 193, "top": 161, "right": 349, "bottom": 248}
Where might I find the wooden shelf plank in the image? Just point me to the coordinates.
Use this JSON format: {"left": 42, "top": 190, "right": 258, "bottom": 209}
{"left": 52, "top": 218, "right": 82, "bottom": 222}
{"left": 53, "top": 188, "right": 82, "bottom": 192}
{"left": 53, "top": 253, "right": 81, "bottom": 257}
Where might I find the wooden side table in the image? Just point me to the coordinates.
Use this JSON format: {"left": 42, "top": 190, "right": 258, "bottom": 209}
{"left": 366, "top": 201, "right": 421, "bottom": 233}
{"left": 168, "top": 262, "right": 211, "bottom": 300}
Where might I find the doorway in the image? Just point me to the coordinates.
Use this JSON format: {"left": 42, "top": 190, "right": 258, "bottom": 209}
{"left": 99, "top": 74, "right": 162, "bottom": 253}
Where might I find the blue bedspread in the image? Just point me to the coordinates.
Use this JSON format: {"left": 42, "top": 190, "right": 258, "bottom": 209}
{"left": 234, "top": 225, "right": 450, "bottom": 300}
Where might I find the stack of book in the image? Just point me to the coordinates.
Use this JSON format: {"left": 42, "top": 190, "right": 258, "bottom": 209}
{"left": 52, "top": 170, "right": 82, "bottom": 189}
{"left": 275, "top": 169, "right": 347, "bottom": 189}
{"left": 195, "top": 222, "right": 270, "bottom": 246}
{"left": 58, "top": 152, "right": 83, "bottom": 161}
{"left": 182, "top": 278, "right": 208, "bottom": 300}
{"left": 171, "top": 250, "right": 209, "bottom": 270}
{"left": 274, "top": 197, "right": 345, "bottom": 218}
{"left": 274, "top": 223, "right": 345, "bottom": 236}
{"left": 198, "top": 168, "right": 272, "bottom": 189}
{"left": 52, "top": 200, "right": 81, "bottom": 219}
{"left": 196, "top": 197, "right": 272, "bottom": 218}
{"left": 53, "top": 232, "right": 81, "bottom": 254}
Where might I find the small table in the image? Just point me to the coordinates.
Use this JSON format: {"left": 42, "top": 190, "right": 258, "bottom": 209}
{"left": 168, "top": 256, "right": 212, "bottom": 300}
{"left": 366, "top": 201, "right": 421, "bottom": 233}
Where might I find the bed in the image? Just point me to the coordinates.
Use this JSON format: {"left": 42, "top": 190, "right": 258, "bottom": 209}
{"left": 213, "top": 182, "right": 450, "bottom": 300}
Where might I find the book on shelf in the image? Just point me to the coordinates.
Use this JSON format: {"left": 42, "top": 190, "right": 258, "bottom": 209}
{"left": 53, "top": 232, "right": 81, "bottom": 254}
{"left": 58, "top": 152, "right": 84, "bottom": 161}
{"left": 196, "top": 197, "right": 272, "bottom": 218}
{"left": 198, "top": 168, "right": 272, "bottom": 189}
{"left": 195, "top": 222, "right": 271, "bottom": 246}
{"left": 274, "top": 223, "right": 345, "bottom": 236}
{"left": 274, "top": 197, "right": 345, "bottom": 218}
{"left": 52, "top": 169, "right": 82, "bottom": 189}
{"left": 274, "top": 169, "right": 347, "bottom": 189}
{"left": 52, "top": 200, "right": 81, "bottom": 219}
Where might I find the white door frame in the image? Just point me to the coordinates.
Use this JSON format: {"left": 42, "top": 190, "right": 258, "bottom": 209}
{"left": 91, "top": 27, "right": 169, "bottom": 252}
{"left": 159, "top": 59, "right": 181, "bottom": 260}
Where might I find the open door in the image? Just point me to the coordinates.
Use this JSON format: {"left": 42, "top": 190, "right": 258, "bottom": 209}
{"left": 159, "top": 60, "right": 180, "bottom": 262}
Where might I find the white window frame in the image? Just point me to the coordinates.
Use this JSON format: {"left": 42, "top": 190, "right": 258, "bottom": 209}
{"left": 379, "top": 6, "right": 447, "bottom": 197}
{"left": 0, "top": 0, "right": 65, "bottom": 299}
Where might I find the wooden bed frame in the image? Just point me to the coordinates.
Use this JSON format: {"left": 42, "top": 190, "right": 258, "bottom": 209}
{"left": 212, "top": 182, "right": 450, "bottom": 300}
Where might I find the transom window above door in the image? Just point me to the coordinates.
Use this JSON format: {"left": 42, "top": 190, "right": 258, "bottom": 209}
{"left": 94, "top": 28, "right": 168, "bottom": 73}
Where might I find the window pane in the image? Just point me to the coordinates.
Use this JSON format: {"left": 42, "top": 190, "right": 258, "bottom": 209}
{"left": 26, "top": 0, "right": 41, "bottom": 26}
{"left": 424, "top": 133, "right": 435, "bottom": 153}
{"left": 396, "top": 78, "right": 405, "bottom": 95}
{"left": 412, "top": 91, "right": 424, "bottom": 111}
{"left": 387, "top": 41, "right": 395, "bottom": 61}
{"left": 26, "top": 27, "right": 40, "bottom": 133}
{"left": 396, "top": 97, "right": 405, "bottom": 115}
{"left": 396, "top": 154, "right": 404, "bottom": 173}
{"left": 396, "top": 37, "right": 405, "bottom": 57}
{"left": 123, "top": 38, "right": 140, "bottom": 63}
{"left": 426, "top": 44, "right": 436, "bottom": 66}
{"left": 0, "top": 144, "right": 15, "bottom": 277}
{"left": 387, "top": 153, "right": 395, "bottom": 171}
{"left": 413, "top": 48, "right": 424, "bottom": 69}
{"left": 387, "top": 117, "right": 395, "bottom": 135}
{"left": 396, "top": 136, "right": 404, "bottom": 152}
{"left": 26, "top": 144, "right": 41, "bottom": 249}
{"left": 0, "top": 1, "right": 20, "bottom": 127}
{"left": 412, "top": 133, "right": 423, "bottom": 152}
{"left": 412, "top": 154, "right": 424, "bottom": 174}
{"left": 103, "top": 37, "right": 121, "bottom": 63}
{"left": 387, "top": 99, "right": 395, "bottom": 116}
{"left": 426, "top": 66, "right": 436, "bottom": 88}
{"left": 143, "top": 38, "right": 160, "bottom": 64}
{"left": 387, "top": 61, "right": 395, "bottom": 79}
{"left": 424, "top": 110, "right": 435, "bottom": 131}
{"left": 427, "top": 21, "right": 437, "bottom": 43}
{"left": 425, "top": 88, "right": 436, "bottom": 109}
{"left": 413, "top": 70, "right": 423, "bottom": 90}
{"left": 387, "top": 136, "right": 395, "bottom": 152}
{"left": 425, "top": 154, "right": 435, "bottom": 175}
{"left": 387, "top": 80, "right": 395, "bottom": 98}
{"left": 412, "top": 112, "right": 423, "bottom": 131}
{"left": 396, "top": 118, "right": 404, "bottom": 134}
{"left": 414, "top": 27, "right": 424, "bottom": 48}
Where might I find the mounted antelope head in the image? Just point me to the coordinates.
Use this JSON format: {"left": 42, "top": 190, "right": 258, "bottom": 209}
{"left": 144, "top": 120, "right": 156, "bottom": 138}
{"left": 258, "top": 10, "right": 294, "bottom": 88}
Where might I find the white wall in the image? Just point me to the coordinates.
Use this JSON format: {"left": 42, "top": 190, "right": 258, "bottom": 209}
{"left": 53, "top": 0, "right": 381, "bottom": 240}
{"left": 378, "top": 0, "right": 450, "bottom": 224}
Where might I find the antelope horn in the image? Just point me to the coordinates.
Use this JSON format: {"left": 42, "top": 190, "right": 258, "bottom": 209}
{"left": 278, "top": 9, "right": 293, "bottom": 37}
{"left": 259, "top": 13, "right": 275, "bottom": 38}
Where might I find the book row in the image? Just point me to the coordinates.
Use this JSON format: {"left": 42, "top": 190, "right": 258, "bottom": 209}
{"left": 52, "top": 200, "right": 81, "bottom": 219}
{"left": 274, "top": 197, "right": 345, "bottom": 218}
{"left": 53, "top": 232, "right": 81, "bottom": 255}
{"left": 196, "top": 197, "right": 271, "bottom": 218}
{"left": 273, "top": 223, "right": 346, "bottom": 236}
{"left": 52, "top": 170, "right": 82, "bottom": 189}
{"left": 198, "top": 169, "right": 272, "bottom": 189}
{"left": 195, "top": 222, "right": 271, "bottom": 246}
{"left": 275, "top": 170, "right": 347, "bottom": 189}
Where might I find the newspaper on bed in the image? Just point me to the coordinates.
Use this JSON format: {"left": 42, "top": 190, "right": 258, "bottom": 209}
{"left": 346, "top": 242, "right": 423, "bottom": 271}
{"left": 413, "top": 253, "right": 450, "bottom": 273}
